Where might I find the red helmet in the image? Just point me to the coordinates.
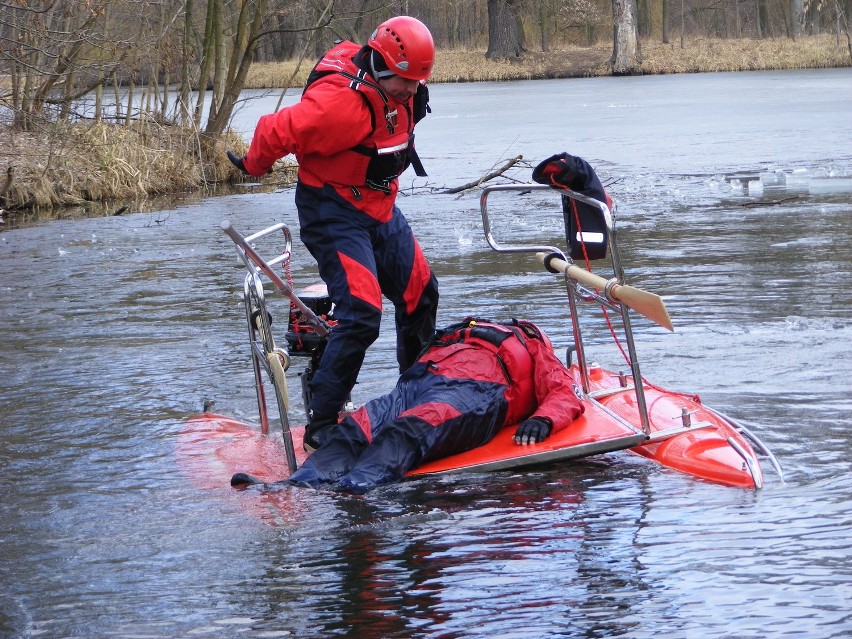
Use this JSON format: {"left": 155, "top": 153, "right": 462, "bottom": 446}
{"left": 368, "top": 16, "right": 434, "bottom": 81}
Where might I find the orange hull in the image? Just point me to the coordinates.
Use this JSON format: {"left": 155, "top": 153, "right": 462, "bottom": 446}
{"left": 176, "top": 414, "right": 303, "bottom": 488}
{"left": 178, "top": 363, "right": 763, "bottom": 491}
{"left": 409, "top": 391, "right": 645, "bottom": 475}
{"left": 198, "top": 209, "right": 772, "bottom": 495}
{"left": 584, "top": 366, "right": 763, "bottom": 489}
{"left": 410, "top": 365, "right": 762, "bottom": 488}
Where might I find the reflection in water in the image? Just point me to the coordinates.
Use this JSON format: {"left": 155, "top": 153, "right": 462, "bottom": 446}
{"left": 236, "top": 472, "right": 657, "bottom": 637}
{"left": 1, "top": 70, "right": 851, "bottom": 638}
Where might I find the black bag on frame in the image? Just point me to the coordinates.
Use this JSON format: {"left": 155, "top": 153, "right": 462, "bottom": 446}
{"left": 562, "top": 195, "right": 609, "bottom": 261}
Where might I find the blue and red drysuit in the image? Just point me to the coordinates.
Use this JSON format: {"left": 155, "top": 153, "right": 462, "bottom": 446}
{"left": 287, "top": 319, "right": 585, "bottom": 492}
{"left": 240, "top": 42, "right": 438, "bottom": 430}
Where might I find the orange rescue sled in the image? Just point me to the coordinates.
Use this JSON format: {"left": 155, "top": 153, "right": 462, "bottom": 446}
{"left": 179, "top": 186, "right": 781, "bottom": 491}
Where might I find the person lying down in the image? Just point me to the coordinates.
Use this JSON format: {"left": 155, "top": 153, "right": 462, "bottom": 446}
{"left": 284, "top": 317, "right": 584, "bottom": 493}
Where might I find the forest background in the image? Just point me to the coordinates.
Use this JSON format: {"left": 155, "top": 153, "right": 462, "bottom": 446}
{"left": 0, "top": 0, "right": 850, "bottom": 220}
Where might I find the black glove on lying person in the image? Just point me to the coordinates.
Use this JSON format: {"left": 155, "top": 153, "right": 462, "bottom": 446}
{"left": 513, "top": 416, "right": 553, "bottom": 445}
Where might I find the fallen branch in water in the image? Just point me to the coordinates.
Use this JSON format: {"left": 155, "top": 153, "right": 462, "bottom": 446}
{"left": 397, "top": 180, "right": 446, "bottom": 196}
{"left": 444, "top": 155, "right": 524, "bottom": 194}
{"left": 740, "top": 196, "right": 801, "bottom": 207}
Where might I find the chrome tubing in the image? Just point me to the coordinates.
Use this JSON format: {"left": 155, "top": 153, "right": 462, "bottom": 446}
{"left": 479, "top": 183, "right": 649, "bottom": 432}
{"left": 727, "top": 437, "right": 764, "bottom": 489}
{"left": 222, "top": 220, "right": 329, "bottom": 337}
{"left": 244, "top": 222, "right": 292, "bottom": 250}
{"left": 479, "top": 183, "right": 565, "bottom": 256}
{"left": 242, "top": 271, "right": 298, "bottom": 473}
{"left": 707, "top": 406, "right": 784, "bottom": 480}
{"left": 226, "top": 221, "right": 306, "bottom": 473}
{"left": 244, "top": 274, "right": 271, "bottom": 436}
{"left": 479, "top": 184, "right": 592, "bottom": 387}
{"left": 606, "top": 220, "right": 651, "bottom": 434}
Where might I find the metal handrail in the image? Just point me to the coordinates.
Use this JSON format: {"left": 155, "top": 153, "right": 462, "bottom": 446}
{"left": 222, "top": 220, "right": 309, "bottom": 473}
{"left": 707, "top": 406, "right": 784, "bottom": 479}
{"left": 479, "top": 183, "right": 651, "bottom": 435}
{"left": 222, "top": 221, "right": 329, "bottom": 337}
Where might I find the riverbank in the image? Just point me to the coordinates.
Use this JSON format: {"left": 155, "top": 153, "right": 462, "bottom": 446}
{"left": 0, "top": 123, "right": 271, "bottom": 214}
{"left": 247, "top": 34, "right": 850, "bottom": 86}
{"left": 1, "top": 35, "right": 848, "bottom": 225}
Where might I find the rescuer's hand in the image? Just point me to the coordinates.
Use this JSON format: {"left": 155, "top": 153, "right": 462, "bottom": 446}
{"left": 227, "top": 151, "right": 248, "bottom": 174}
{"left": 513, "top": 416, "right": 552, "bottom": 445}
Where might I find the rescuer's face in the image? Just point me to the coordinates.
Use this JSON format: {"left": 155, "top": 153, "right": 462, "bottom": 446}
{"left": 378, "top": 76, "right": 420, "bottom": 102}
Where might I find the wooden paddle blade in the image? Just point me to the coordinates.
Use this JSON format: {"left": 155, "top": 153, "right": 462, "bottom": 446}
{"left": 536, "top": 253, "right": 674, "bottom": 331}
{"left": 609, "top": 283, "right": 674, "bottom": 332}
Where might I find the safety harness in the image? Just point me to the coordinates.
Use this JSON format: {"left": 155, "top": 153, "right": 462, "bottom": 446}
{"left": 303, "top": 42, "right": 427, "bottom": 193}
{"left": 418, "top": 318, "right": 546, "bottom": 385}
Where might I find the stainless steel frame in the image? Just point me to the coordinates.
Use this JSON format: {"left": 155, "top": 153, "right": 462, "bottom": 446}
{"left": 217, "top": 186, "right": 782, "bottom": 483}
{"left": 479, "top": 183, "right": 782, "bottom": 483}
{"left": 480, "top": 183, "right": 652, "bottom": 436}
{"left": 221, "top": 220, "right": 331, "bottom": 474}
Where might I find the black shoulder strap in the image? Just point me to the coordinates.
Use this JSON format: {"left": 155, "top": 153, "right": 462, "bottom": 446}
{"left": 512, "top": 318, "right": 544, "bottom": 341}
{"left": 420, "top": 317, "right": 528, "bottom": 354}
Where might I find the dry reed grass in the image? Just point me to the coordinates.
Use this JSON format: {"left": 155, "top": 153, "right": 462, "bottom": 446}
{"left": 0, "top": 122, "right": 257, "bottom": 211}
{"left": 247, "top": 34, "right": 848, "bottom": 87}
{"left": 246, "top": 46, "right": 612, "bottom": 85}
{"left": 639, "top": 34, "right": 849, "bottom": 74}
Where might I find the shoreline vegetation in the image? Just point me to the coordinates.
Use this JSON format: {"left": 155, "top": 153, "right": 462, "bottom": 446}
{"left": 1, "top": 35, "right": 849, "bottom": 224}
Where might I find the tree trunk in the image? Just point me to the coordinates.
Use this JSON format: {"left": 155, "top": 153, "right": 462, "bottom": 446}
{"left": 112, "top": 71, "right": 122, "bottom": 121}
{"left": 193, "top": 0, "right": 217, "bottom": 129}
{"left": 209, "top": 0, "right": 226, "bottom": 124}
{"left": 203, "top": 0, "right": 269, "bottom": 141}
{"left": 637, "top": 0, "right": 651, "bottom": 37}
{"left": 836, "top": 0, "right": 852, "bottom": 57}
{"left": 611, "top": 0, "right": 642, "bottom": 75}
{"left": 94, "top": 84, "right": 103, "bottom": 122}
{"left": 735, "top": 0, "right": 742, "bottom": 37}
{"left": 178, "top": 0, "right": 194, "bottom": 126}
{"left": 125, "top": 78, "right": 134, "bottom": 127}
{"left": 790, "top": 0, "right": 804, "bottom": 38}
{"left": 757, "top": 0, "right": 770, "bottom": 38}
{"left": 663, "top": 0, "right": 670, "bottom": 43}
{"left": 486, "top": 0, "right": 524, "bottom": 60}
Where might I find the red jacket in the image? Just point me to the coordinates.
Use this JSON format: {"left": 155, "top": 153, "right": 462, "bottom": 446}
{"left": 420, "top": 321, "right": 584, "bottom": 433}
{"left": 242, "top": 42, "right": 417, "bottom": 223}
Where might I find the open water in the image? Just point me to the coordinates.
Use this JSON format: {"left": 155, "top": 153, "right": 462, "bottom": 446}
{"left": 1, "top": 68, "right": 851, "bottom": 638}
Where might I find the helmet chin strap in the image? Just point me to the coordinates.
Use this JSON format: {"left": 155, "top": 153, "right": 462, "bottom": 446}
{"left": 370, "top": 49, "right": 396, "bottom": 80}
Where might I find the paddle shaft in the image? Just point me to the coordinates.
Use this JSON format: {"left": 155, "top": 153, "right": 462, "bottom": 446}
{"left": 537, "top": 252, "right": 673, "bottom": 331}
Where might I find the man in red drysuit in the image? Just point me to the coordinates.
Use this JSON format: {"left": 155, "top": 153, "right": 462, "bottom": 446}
{"left": 228, "top": 17, "right": 439, "bottom": 450}
{"left": 285, "top": 318, "right": 585, "bottom": 493}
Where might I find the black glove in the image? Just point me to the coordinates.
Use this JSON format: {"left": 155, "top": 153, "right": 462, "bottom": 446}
{"left": 513, "top": 416, "right": 552, "bottom": 446}
{"left": 227, "top": 151, "right": 248, "bottom": 174}
{"left": 532, "top": 152, "right": 608, "bottom": 204}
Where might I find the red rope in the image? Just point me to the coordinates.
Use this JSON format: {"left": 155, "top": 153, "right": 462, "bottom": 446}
{"left": 551, "top": 178, "right": 700, "bottom": 404}
{"left": 283, "top": 253, "right": 303, "bottom": 351}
